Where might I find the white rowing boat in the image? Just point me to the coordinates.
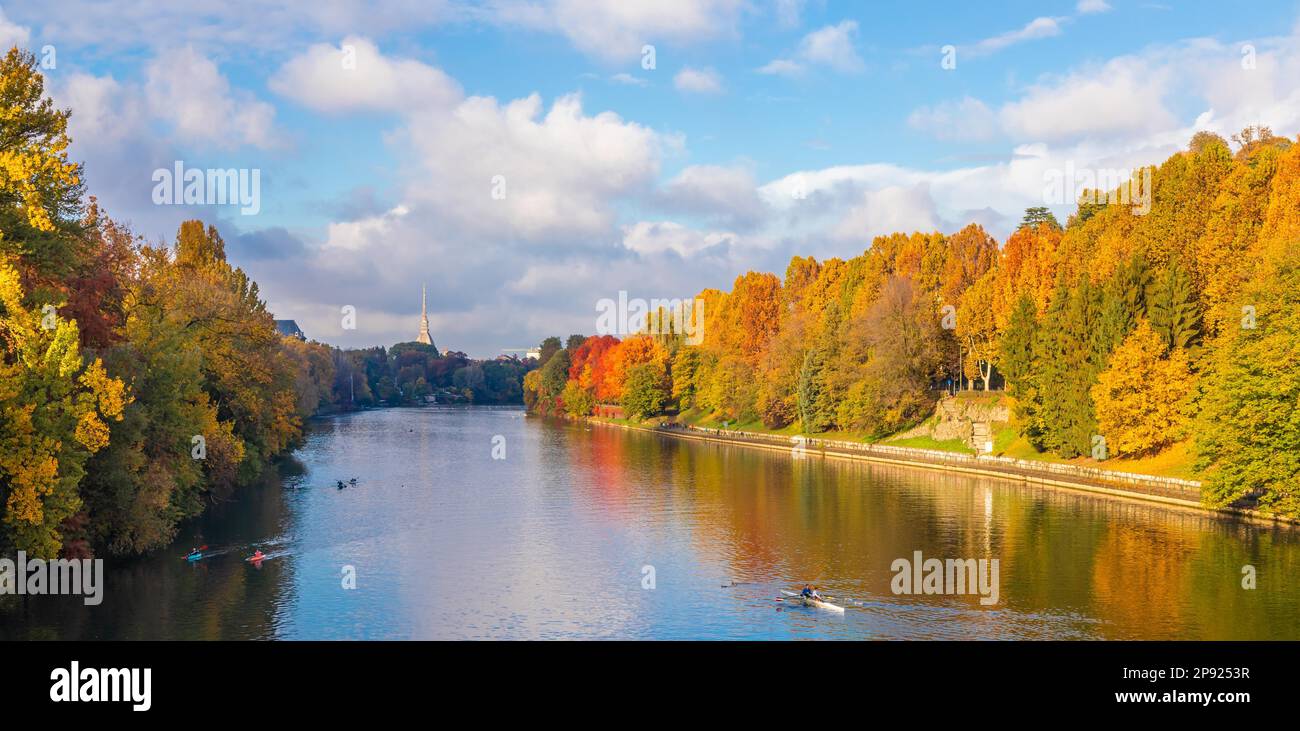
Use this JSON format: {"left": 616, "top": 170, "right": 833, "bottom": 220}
{"left": 781, "top": 589, "right": 845, "bottom": 613}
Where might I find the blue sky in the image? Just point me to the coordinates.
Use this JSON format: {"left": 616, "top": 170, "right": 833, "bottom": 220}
{"left": 5, "top": 1, "right": 1299, "bottom": 356}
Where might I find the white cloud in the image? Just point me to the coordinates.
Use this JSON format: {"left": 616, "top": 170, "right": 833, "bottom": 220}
{"left": 487, "top": 0, "right": 745, "bottom": 62}
{"left": 396, "top": 91, "right": 664, "bottom": 242}
{"left": 832, "top": 185, "right": 943, "bottom": 242}
{"left": 674, "top": 66, "right": 723, "bottom": 94}
{"left": 907, "top": 97, "right": 999, "bottom": 141}
{"left": 1077, "top": 0, "right": 1112, "bottom": 14}
{"left": 621, "top": 221, "right": 738, "bottom": 257}
{"left": 145, "top": 46, "right": 278, "bottom": 149}
{"left": 999, "top": 56, "right": 1176, "bottom": 141}
{"left": 0, "top": 7, "right": 31, "bottom": 48}
{"left": 609, "top": 72, "right": 648, "bottom": 86}
{"left": 774, "top": 0, "right": 805, "bottom": 28}
{"left": 270, "top": 36, "right": 461, "bottom": 113}
{"left": 760, "top": 20, "right": 864, "bottom": 75}
{"left": 324, "top": 205, "right": 410, "bottom": 252}
{"left": 656, "top": 164, "right": 768, "bottom": 228}
{"left": 757, "top": 58, "right": 804, "bottom": 77}
{"left": 969, "top": 17, "right": 1064, "bottom": 57}
{"left": 3, "top": 1, "right": 460, "bottom": 53}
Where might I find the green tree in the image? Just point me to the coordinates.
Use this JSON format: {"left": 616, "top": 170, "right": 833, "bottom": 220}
{"left": 1020, "top": 206, "right": 1061, "bottom": 231}
{"left": 536, "top": 348, "right": 571, "bottom": 413}
{"left": 620, "top": 362, "right": 669, "bottom": 419}
{"left": 999, "top": 293, "right": 1038, "bottom": 398}
{"left": 537, "top": 336, "right": 562, "bottom": 366}
{"left": 1195, "top": 246, "right": 1300, "bottom": 516}
{"left": 1146, "top": 263, "right": 1200, "bottom": 352}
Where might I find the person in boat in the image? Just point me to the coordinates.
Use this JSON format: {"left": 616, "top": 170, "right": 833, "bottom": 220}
{"left": 251, "top": 550, "right": 264, "bottom": 561}
{"left": 800, "top": 584, "right": 814, "bottom": 599}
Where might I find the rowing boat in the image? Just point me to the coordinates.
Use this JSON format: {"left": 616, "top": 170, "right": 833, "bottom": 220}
{"left": 781, "top": 589, "right": 845, "bottom": 613}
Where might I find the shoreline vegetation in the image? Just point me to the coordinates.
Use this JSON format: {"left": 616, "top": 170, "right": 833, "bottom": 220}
{"left": 0, "top": 49, "right": 532, "bottom": 560}
{"left": 579, "top": 414, "right": 1298, "bottom": 528}
{"left": 525, "top": 129, "right": 1300, "bottom": 524}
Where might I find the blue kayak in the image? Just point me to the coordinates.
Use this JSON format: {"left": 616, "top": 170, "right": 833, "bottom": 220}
{"left": 185, "top": 552, "right": 203, "bottom": 562}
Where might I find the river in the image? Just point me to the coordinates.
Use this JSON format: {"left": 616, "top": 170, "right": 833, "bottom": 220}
{"left": 3, "top": 405, "right": 1298, "bottom": 640}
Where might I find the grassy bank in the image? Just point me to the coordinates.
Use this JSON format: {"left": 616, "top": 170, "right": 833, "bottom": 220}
{"left": 637, "top": 396, "right": 1200, "bottom": 482}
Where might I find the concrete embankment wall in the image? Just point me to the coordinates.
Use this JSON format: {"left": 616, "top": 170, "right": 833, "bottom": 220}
{"left": 589, "top": 419, "right": 1297, "bottom": 528}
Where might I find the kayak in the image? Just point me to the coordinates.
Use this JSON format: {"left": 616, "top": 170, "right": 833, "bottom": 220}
{"left": 185, "top": 552, "right": 203, "bottom": 562}
{"left": 781, "top": 589, "right": 845, "bottom": 613}
{"left": 246, "top": 554, "right": 265, "bottom": 563}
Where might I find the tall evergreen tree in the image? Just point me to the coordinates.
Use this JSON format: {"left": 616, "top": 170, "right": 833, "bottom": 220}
{"left": 1000, "top": 293, "right": 1038, "bottom": 397}
{"left": 1146, "top": 264, "right": 1201, "bottom": 352}
{"left": 1020, "top": 206, "right": 1062, "bottom": 231}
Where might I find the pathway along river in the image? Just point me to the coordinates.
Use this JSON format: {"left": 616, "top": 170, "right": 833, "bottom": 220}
{"left": 4, "top": 406, "right": 1298, "bottom": 640}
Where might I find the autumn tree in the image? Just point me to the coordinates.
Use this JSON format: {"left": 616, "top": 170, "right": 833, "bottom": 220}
{"left": 0, "top": 258, "right": 127, "bottom": 557}
{"left": 1091, "top": 321, "right": 1192, "bottom": 457}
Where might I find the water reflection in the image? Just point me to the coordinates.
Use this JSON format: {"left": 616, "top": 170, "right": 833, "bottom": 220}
{"left": 3, "top": 406, "right": 1297, "bottom": 640}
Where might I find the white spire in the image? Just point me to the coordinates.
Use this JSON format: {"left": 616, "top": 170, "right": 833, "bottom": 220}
{"left": 416, "top": 283, "right": 434, "bottom": 346}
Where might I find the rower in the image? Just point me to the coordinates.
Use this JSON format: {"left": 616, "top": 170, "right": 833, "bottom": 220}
{"left": 800, "top": 584, "right": 813, "bottom": 599}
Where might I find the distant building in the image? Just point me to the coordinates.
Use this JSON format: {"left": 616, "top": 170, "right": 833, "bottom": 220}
{"left": 275, "top": 320, "right": 306, "bottom": 340}
{"left": 416, "top": 284, "right": 436, "bottom": 348}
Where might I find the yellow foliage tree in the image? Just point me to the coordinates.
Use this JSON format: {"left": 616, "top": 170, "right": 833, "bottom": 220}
{"left": 1090, "top": 321, "right": 1191, "bottom": 458}
{"left": 0, "top": 257, "right": 127, "bottom": 556}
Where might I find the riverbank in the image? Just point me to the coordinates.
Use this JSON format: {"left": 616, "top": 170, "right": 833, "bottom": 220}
{"left": 586, "top": 416, "right": 1300, "bottom": 528}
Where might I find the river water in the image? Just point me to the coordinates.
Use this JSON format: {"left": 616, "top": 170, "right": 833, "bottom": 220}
{"left": 3, "top": 406, "right": 1298, "bottom": 640}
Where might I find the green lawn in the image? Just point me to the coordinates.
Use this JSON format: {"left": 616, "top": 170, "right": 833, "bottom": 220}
{"left": 884, "top": 434, "right": 976, "bottom": 454}
{"left": 609, "top": 405, "right": 1199, "bottom": 481}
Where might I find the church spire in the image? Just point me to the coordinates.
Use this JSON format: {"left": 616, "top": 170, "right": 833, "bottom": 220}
{"left": 416, "top": 284, "right": 434, "bottom": 346}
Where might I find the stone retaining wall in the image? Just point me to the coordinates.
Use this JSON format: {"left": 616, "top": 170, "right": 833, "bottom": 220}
{"left": 661, "top": 424, "right": 1200, "bottom": 493}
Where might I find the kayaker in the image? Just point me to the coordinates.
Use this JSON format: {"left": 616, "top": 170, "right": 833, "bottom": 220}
{"left": 800, "top": 584, "right": 813, "bottom": 599}
{"left": 252, "top": 550, "right": 264, "bottom": 561}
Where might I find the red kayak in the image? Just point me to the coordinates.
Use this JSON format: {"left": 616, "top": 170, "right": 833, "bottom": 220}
{"left": 246, "top": 552, "right": 266, "bottom": 563}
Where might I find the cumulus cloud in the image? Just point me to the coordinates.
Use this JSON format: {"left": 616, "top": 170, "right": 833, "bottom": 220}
{"left": 621, "top": 221, "right": 738, "bottom": 257}
{"left": 760, "top": 20, "right": 864, "bottom": 75}
{"left": 270, "top": 36, "right": 461, "bottom": 113}
{"left": 655, "top": 164, "right": 768, "bottom": 229}
{"left": 486, "top": 0, "right": 745, "bottom": 62}
{"left": 998, "top": 56, "right": 1176, "bottom": 141}
{"left": 673, "top": 66, "right": 723, "bottom": 94}
{"left": 1077, "top": 0, "right": 1111, "bottom": 14}
{"left": 145, "top": 46, "right": 278, "bottom": 148}
{"left": 831, "top": 184, "right": 943, "bottom": 242}
{"left": 907, "top": 97, "right": 999, "bottom": 141}
{"left": 397, "top": 92, "right": 662, "bottom": 242}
